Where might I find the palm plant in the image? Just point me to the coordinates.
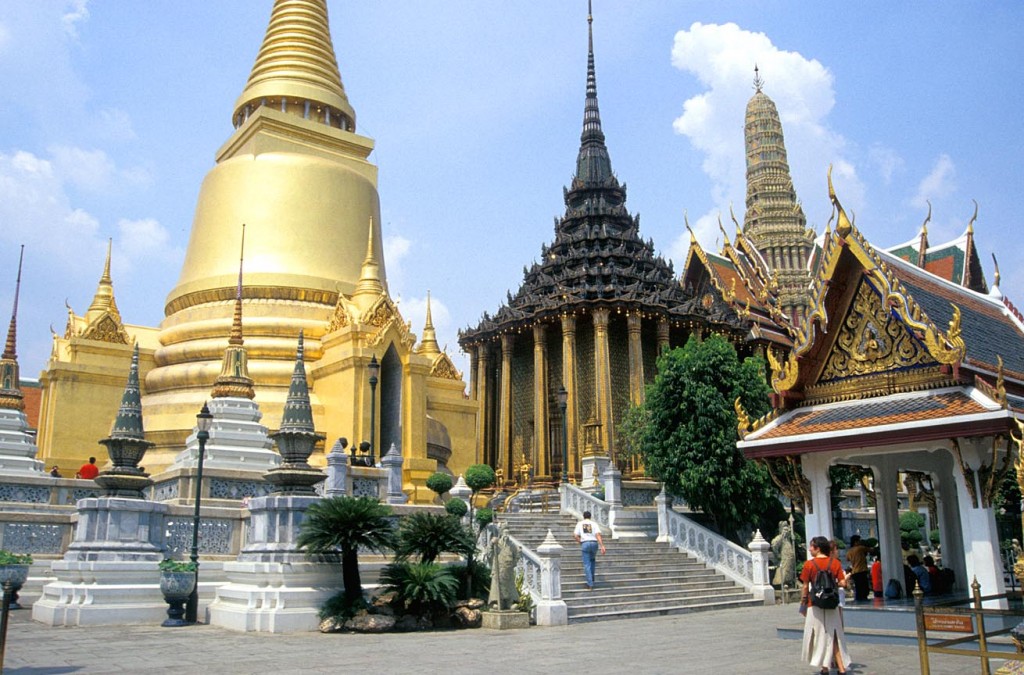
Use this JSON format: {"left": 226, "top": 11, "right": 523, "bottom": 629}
{"left": 395, "top": 512, "right": 475, "bottom": 564}
{"left": 297, "top": 496, "right": 395, "bottom": 603}
{"left": 380, "top": 561, "right": 459, "bottom": 618}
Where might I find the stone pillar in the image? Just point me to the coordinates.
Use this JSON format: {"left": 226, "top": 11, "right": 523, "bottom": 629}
{"left": 498, "top": 334, "right": 514, "bottom": 480}
{"left": 951, "top": 438, "right": 1006, "bottom": 601}
{"left": 561, "top": 315, "right": 578, "bottom": 479}
{"left": 872, "top": 460, "right": 904, "bottom": 597}
{"left": 603, "top": 464, "right": 622, "bottom": 536}
{"left": 934, "top": 463, "right": 967, "bottom": 593}
{"left": 748, "top": 530, "right": 776, "bottom": 604}
{"left": 656, "top": 318, "right": 670, "bottom": 354}
{"left": 532, "top": 323, "right": 549, "bottom": 478}
{"left": 535, "top": 530, "right": 568, "bottom": 626}
{"left": 592, "top": 308, "right": 613, "bottom": 459}
{"left": 469, "top": 346, "right": 479, "bottom": 401}
{"left": 801, "top": 452, "right": 834, "bottom": 550}
{"left": 382, "top": 443, "right": 407, "bottom": 505}
{"left": 476, "top": 346, "right": 491, "bottom": 466}
{"left": 324, "top": 438, "right": 349, "bottom": 497}
{"left": 655, "top": 487, "right": 670, "bottom": 543}
{"left": 626, "top": 311, "right": 644, "bottom": 405}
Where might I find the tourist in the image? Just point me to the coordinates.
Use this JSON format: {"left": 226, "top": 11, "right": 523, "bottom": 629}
{"left": 573, "top": 510, "right": 605, "bottom": 590}
{"left": 907, "top": 554, "right": 932, "bottom": 594}
{"left": 49, "top": 465, "right": 61, "bottom": 478}
{"left": 845, "top": 535, "right": 870, "bottom": 601}
{"left": 829, "top": 539, "right": 846, "bottom": 609}
{"left": 800, "top": 536, "right": 851, "bottom": 675}
{"left": 923, "top": 555, "right": 941, "bottom": 594}
{"left": 77, "top": 456, "right": 100, "bottom": 480}
{"left": 870, "top": 548, "right": 883, "bottom": 599}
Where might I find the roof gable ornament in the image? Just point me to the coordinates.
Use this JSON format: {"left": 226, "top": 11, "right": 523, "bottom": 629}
{"left": 82, "top": 240, "right": 130, "bottom": 344}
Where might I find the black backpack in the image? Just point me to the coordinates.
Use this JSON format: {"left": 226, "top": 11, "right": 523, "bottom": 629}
{"left": 809, "top": 559, "right": 840, "bottom": 609}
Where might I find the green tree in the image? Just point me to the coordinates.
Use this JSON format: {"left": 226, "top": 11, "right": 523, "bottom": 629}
{"left": 623, "top": 334, "right": 776, "bottom": 539}
{"left": 425, "top": 472, "right": 454, "bottom": 502}
{"left": 899, "top": 511, "right": 925, "bottom": 548}
{"left": 395, "top": 512, "right": 475, "bottom": 564}
{"left": 297, "top": 496, "right": 395, "bottom": 604}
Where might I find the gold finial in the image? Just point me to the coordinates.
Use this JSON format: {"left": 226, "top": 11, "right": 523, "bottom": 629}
{"left": 968, "top": 199, "right": 979, "bottom": 234}
{"left": 101, "top": 238, "right": 112, "bottom": 284}
{"left": 996, "top": 355, "right": 1007, "bottom": 407}
{"left": 734, "top": 397, "right": 751, "bottom": 439}
{"left": 827, "top": 165, "right": 852, "bottom": 238}
{"left": 212, "top": 222, "right": 255, "bottom": 399}
{"left": 353, "top": 217, "right": 385, "bottom": 303}
{"left": 83, "top": 240, "right": 129, "bottom": 343}
{"left": 685, "top": 211, "right": 696, "bottom": 243}
{"left": 992, "top": 253, "right": 1001, "bottom": 287}
{"left": 228, "top": 224, "right": 246, "bottom": 346}
{"left": 419, "top": 290, "right": 441, "bottom": 358}
{"left": 918, "top": 201, "right": 931, "bottom": 268}
{"left": 729, "top": 203, "right": 742, "bottom": 235}
{"left": 921, "top": 200, "right": 932, "bottom": 234}
{"left": 753, "top": 64, "right": 764, "bottom": 93}
{"left": 717, "top": 214, "right": 731, "bottom": 249}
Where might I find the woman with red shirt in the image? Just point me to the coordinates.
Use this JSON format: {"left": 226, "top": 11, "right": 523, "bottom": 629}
{"left": 800, "top": 536, "right": 851, "bottom": 674}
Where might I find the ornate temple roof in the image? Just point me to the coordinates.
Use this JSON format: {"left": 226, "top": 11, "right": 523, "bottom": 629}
{"left": 461, "top": 5, "right": 749, "bottom": 344}
{"left": 887, "top": 202, "right": 988, "bottom": 294}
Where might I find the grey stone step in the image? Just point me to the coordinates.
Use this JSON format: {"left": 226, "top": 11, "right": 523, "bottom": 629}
{"left": 568, "top": 590, "right": 756, "bottom": 614}
{"left": 562, "top": 579, "right": 737, "bottom": 597}
{"left": 568, "top": 597, "right": 764, "bottom": 623}
{"left": 561, "top": 565, "right": 716, "bottom": 579}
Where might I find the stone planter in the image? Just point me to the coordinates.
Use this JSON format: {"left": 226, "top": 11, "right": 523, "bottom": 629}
{"left": 0, "top": 564, "right": 29, "bottom": 610}
{"left": 160, "top": 571, "right": 196, "bottom": 627}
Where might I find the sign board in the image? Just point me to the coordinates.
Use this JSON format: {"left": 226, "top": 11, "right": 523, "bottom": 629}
{"left": 924, "top": 613, "right": 974, "bottom": 633}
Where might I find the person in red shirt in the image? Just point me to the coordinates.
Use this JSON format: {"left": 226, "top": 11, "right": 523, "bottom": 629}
{"left": 800, "top": 536, "right": 851, "bottom": 675}
{"left": 77, "top": 456, "right": 100, "bottom": 480}
{"left": 871, "top": 548, "right": 883, "bottom": 598}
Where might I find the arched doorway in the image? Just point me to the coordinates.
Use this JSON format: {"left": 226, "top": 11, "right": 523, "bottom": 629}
{"left": 379, "top": 343, "right": 402, "bottom": 457}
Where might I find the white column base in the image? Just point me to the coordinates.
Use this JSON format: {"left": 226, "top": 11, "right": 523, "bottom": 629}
{"left": 31, "top": 560, "right": 165, "bottom": 626}
{"left": 534, "top": 599, "right": 567, "bottom": 626}
{"left": 580, "top": 455, "right": 610, "bottom": 488}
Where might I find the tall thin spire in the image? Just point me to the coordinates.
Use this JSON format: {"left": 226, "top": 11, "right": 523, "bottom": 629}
{"left": 753, "top": 64, "right": 764, "bottom": 93}
{"left": 212, "top": 224, "right": 255, "bottom": 399}
{"left": 0, "top": 246, "right": 24, "bottom": 410}
{"left": 418, "top": 290, "right": 441, "bottom": 357}
{"left": 86, "top": 239, "right": 118, "bottom": 319}
{"left": 574, "top": 0, "right": 613, "bottom": 185}
{"left": 352, "top": 218, "right": 384, "bottom": 307}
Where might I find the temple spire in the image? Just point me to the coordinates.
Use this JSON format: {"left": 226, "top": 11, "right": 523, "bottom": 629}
{"left": 212, "top": 224, "right": 255, "bottom": 399}
{"left": 234, "top": 0, "right": 355, "bottom": 131}
{"left": 352, "top": 218, "right": 384, "bottom": 308}
{"left": 573, "top": 0, "right": 613, "bottom": 185}
{"left": 0, "top": 246, "right": 24, "bottom": 410}
{"left": 86, "top": 240, "right": 120, "bottom": 321}
{"left": 418, "top": 291, "right": 441, "bottom": 358}
{"left": 917, "top": 201, "right": 931, "bottom": 268}
{"left": 753, "top": 64, "right": 764, "bottom": 93}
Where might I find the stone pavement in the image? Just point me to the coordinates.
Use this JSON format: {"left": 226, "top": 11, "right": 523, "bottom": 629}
{"left": 2, "top": 602, "right": 996, "bottom": 674}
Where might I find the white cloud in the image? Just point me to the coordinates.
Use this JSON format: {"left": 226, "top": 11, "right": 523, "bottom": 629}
{"left": 49, "top": 145, "right": 115, "bottom": 192}
{"left": 96, "top": 108, "right": 137, "bottom": 142}
{"left": 868, "top": 143, "right": 903, "bottom": 185}
{"left": 61, "top": 0, "right": 89, "bottom": 38}
{"left": 670, "top": 22, "right": 863, "bottom": 237}
{"left": 911, "top": 154, "right": 956, "bottom": 209}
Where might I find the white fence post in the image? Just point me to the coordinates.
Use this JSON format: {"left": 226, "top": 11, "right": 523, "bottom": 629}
{"left": 748, "top": 530, "right": 776, "bottom": 605}
{"left": 655, "top": 487, "right": 669, "bottom": 543}
{"left": 324, "top": 438, "right": 349, "bottom": 497}
{"left": 381, "top": 444, "right": 407, "bottom": 504}
{"left": 535, "top": 530, "right": 568, "bottom": 626}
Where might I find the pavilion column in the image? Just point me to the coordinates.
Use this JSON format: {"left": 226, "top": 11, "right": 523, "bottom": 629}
{"left": 561, "top": 315, "right": 579, "bottom": 479}
{"left": 627, "top": 311, "right": 644, "bottom": 405}
{"left": 592, "top": 308, "right": 614, "bottom": 460}
{"left": 950, "top": 437, "right": 1006, "bottom": 599}
{"left": 800, "top": 452, "right": 834, "bottom": 553}
{"left": 532, "top": 324, "right": 550, "bottom": 479}
{"left": 933, "top": 461, "right": 967, "bottom": 594}
{"left": 871, "top": 459, "right": 904, "bottom": 596}
{"left": 475, "top": 346, "right": 490, "bottom": 466}
{"left": 498, "top": 333, "right": 514, "bottom": 483}
{"left": 656, "top": 318, "right": 670, "bottom": 354}
{"left": 469, "top": 347, "right": 479, "bottom": 401}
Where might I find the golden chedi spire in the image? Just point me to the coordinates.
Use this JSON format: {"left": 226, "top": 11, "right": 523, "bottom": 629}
{"left": 418, "top": 291, "right": 442, "bottom": 358}
{"left": 83, "top": 240, "right": 130, "bottom": 344}
{"left": 352, "top": 218, "right": 385, "bottom": 310}
{"left": 211, "top": 225, "right": 255, "bottom": 400}
{"left": 0, "top": 246, "right": 25, "bottom": 411}
{"left": 146, "top": 0, "right": 385, "bottom": 444}
{"left": 234, "top": 0, "right": 355, "bottom": 132}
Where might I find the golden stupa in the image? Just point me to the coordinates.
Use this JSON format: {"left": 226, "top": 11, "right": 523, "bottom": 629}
{"left": 36, "top": 0, "right": 476, "bottom": 501}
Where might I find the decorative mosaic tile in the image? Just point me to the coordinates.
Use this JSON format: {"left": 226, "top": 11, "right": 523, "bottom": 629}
{"left": 164, "top": 517, "right": 236, "bottom": 556}
{"left": 0, "top": 484, "right": 49, "bottom": 504}
{"left": 2, "top": 522, "right": 66, "bottom": 554}
{"left": 209, "top": 479, "right": 272, "bottom": 501}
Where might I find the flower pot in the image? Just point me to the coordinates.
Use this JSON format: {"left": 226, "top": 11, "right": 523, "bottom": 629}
{"left": 0, "top": 564, "right": 30, "bottom": 610}
{"left": 160, "top": 571, "right": 196, "bottom": 627}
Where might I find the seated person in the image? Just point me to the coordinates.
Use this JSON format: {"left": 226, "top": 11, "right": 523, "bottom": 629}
{"left": 907, "top": 554, "right": 932, "bottom": 594}
{"left": 923, "top": 555, "right": 941, "bottom": 593}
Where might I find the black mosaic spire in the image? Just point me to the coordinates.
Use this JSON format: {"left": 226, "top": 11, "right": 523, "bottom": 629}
{"left": 279, "top": 330, "right": 315, "bottom": 434}
{"left": 109, "top": 343, "right": 146, "bottom": 441}
{"left": 574, "top": 0, "right": 613, "bottom": 187}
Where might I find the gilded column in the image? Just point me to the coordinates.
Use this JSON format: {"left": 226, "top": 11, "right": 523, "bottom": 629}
{"left": 469, "top": 346, "right": 479, "bottom": 401}
{"left": 561, "top": 314, "right": 578, "bottom": 478}
{"left": 626, "top": 311, "right": 644, "bottom": 405}
{"left": 498, "top": 333, "right": 514, "bottom": 482}
{"left": 592, "top": 308, "right": 614, "bottom": 459}
{"left": 656, "top": 318, "right": 670, "bottom": 354}
{"left": 532, "top": 323, "right": 549, "bottom": 478}
{"left": 475, "top": 346, "right": 490, "bottom": 466}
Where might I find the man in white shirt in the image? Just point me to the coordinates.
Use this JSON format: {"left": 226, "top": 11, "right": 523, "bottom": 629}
{"left": 573, "top": 510, "right": 606, "bottom": 589}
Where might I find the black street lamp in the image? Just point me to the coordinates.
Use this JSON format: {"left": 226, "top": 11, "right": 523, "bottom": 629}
{"left": 367, "top": 355, "right": 380, "bottom": 466}
{"left": 185, "top": 403, "right": 213, "bottom": 624}
{"left": 558, "top": 386, "right": 569, "bottom": 485}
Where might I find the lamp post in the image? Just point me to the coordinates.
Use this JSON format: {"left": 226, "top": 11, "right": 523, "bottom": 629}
{"left": 185, "top": 403, "right": 213, "bottom": 624}
{"left": 367, "top": 355, "right": 380, "bottom": 466}
{"left": 558, "top": 386, "right": 569, "bottom": 485}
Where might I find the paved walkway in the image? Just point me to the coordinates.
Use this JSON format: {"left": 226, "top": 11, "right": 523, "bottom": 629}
{"left": 2, "top": 603, "right": 998, "bottom": 674}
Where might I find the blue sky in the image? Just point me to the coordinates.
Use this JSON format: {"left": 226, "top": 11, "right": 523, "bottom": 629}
{"left": 0, "top": 1, "right": 1021, "bottom": 379}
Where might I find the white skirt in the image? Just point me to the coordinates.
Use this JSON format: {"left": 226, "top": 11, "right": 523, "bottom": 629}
{"left": 801, "top": 605, "right": 851, "bottom": 669}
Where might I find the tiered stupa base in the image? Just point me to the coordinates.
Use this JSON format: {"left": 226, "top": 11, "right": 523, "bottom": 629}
{"left": 168, "top": 397, "right": 280, "bottom": 473}
{"left": 0, "top": 408, "right": 45, "bottom": 476}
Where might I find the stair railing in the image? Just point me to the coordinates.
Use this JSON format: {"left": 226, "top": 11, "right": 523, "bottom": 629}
{"left": 656, "top": 489, "right": 773, "bottom": 602}
{"left": 559, "top": 483, "right": 610, "bottom": 530}
{"left": 482, "top": 521, "right": 568, "bottom": 626}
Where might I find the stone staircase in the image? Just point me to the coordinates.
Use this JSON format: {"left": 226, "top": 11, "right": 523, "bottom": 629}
{"left": 498, "top": 512, "right": 762, "bottom": 623}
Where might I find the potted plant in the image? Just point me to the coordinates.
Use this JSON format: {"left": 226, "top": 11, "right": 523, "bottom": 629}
{"left": 158, "top": 559, "right": 197, "bottom": 627}
{"left": 0, "top": 550, "right": 32, "bottom": 610}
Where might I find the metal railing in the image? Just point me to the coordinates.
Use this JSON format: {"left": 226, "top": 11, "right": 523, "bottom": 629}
{"left": 915, "top": 578, "right": 1023, "bottom": 675}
